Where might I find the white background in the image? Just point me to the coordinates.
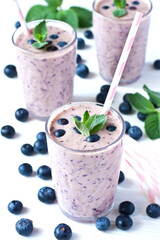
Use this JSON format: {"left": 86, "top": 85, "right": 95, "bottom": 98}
{"left": 0, "top": 0, "right": 160, "bottom": 239}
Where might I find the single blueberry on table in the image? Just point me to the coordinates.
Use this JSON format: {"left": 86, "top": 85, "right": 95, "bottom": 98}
{"left": 21, "top": 143, "right": 33, "bottom": 156}
{"left": 33, "top": 140, "right": 48, "bottom": 154}
{"left": 146, "top": 203, "right": 160, "bottom": 218}
{"left": 118, "top": 170, "right": 125, "bottom": 184}
{"left": 57, "top": 41, "right": 68, "bottom": 48}
{"left": 58, "top": 118, "right": 69, "bottom": 125}
{"left": 153, "top": 60, "right": 160, "bottom": 70}
{"left": 1, "top": 125, "right": 15, "bottom": 138}
{"left": 49, "top": 34, "right": 59, "bottom": 39}
{"left": 38, "top": 186, "right": 56, "bottom": 204}
{"left": 76, "top": 54, "right": 82, "bottom": 64}
{"left": 84, "top": 30, "right": 94, "bottom": 39}
{"left": 102, "top": 5, "right": 110, "bottom": 9}
{"left": 16, "top": 218, "right": 33, "bottom": 236}
{"left": 15, "top": 21, "right": 21, "bottom": 29}
{"left": 119, "top": 101, "right": 132, "bottom": 114}
{"left": 54, "top": 223, "right": 72, "bottom": 240}
{"left": 137, "top": 112, "right": 148, "bottom": 122}
{"left": 96, "top": 92, "right": 106, "bottom": 104}
{"left": 73, "top": 127, "right": 81, "bottom": 134}
{"left": 123, "top": 93, "right": 130, "bottom": 102}
{"left": 15, "top": 108, "right": 29, "bottom": 122}
{"left": 86, "top": 134, "right": 100, "bottom": 142}
{"left": 106, "top": 125, "right": 117, "bottom": 132}
{"left": 132, "top": 1, "right": 140, "bottom": 5}
{"left": 115, "top": 214, "right": 133, "bottom": 230}
{"left": 36, "top": 131, "right": 47, "bottom": 143}
{"left": 76, "top": 64, "right": 89, "bottom": 78}
{"left": 95, "top": 217, "right": 110, "bottom": 231}
{"left": 128, "top": 126, "right": 142, "bottom": 140}
{"left": 4, "top": 64, "right": 17, "bottom": 78}
{"left": 37, "top": 165, "right": 52, "bottom": 180}
{"left": 8, "top": 200, "right": 23, "bottom": 214}
{"left": 77, "top": 38, "right": 85, "bottom": 49}
{"left": 125, "top": 121, "right": 131, "bottom": 133}
{"left": 54, "top": 129, "right": 66, "bottom": 137}
{"left": 118, "top": 201, "right": 135, "bottom": 215}
{"left": 18, "top": 163, "right": 33, "bottom": 176}
{"left": 28, "top": 39, "right": 36, "bottom": 44}
{"left": 47, "top": 45, "right": 58, "bottom": 52}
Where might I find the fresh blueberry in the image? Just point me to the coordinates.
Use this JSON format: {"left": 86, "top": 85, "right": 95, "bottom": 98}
{"left": 1, "top": 125, "right": 15, "bottom": 138}
{"left": 73, "top": 127, "right": 81, "bottom": 134}
{"left": 115, "top": 214, "right": 133, "bottom": 230}
{"left": 100, "top": 84, "right": 110, "bottom": 96}
{"left": 16, "top": 218, "right": 33, "bottom": 236}
{"left": 33, "top": 140, "right": 48, "bottom": 154}
{"left": 21, "top": 143, "right": 33, "bottom": 156}
{"left": 119, "top": 101, "right": 132, "bottom": 114}
{"left": 38, "top": 186, "right": 56, "bottom": 204}
{"left": 106, "top": 125, "right": 117, "bottom": 131}
{"left": 118, "top": 201, "right": 135, "bottom": 215}
{"left": 15, "top": 21, "right": 21, "bottom": 29}
{"left": 84, "top": 30, "right": 94, "bottom": 39}
{"left": 49, "top": 34, "right": 59, "bottom": 39}
{"left": 153, "top": 60, "right": 160, "bottom": 70}
{"left": 77, "top": 38, "right": 85, "bottom": 49}
{"left": 57, "top": 41, "right": 68, "bottom": 47}
{"left": 58, "top": 118, "right": 69, "bottom": 125}
{"left": 8, "top": 200, "right": 23, "bottom": 214}
{"left": 36, "top": 132, "right": 47, "bottom": 143}
{"left": 4, "top": 65, "right": 17, "bottom": 78}
{"left": 96, "top": 92, "right": 106, "bottom": 104}
{"left": 46, "top": 40, "right": 52, "bottom": 45}
{"left": 47, "top": 45, "right": 58, "bottom": 51}
{"left": 74, "top": 116, "right": 81, "bottom": 121}
{"left": 125, "top": 121, "right": 131, "bottom": 133}
{"left": 37, "top": 165, "right": 52, "bottom": 180}
{"left": 76, "top": 64, "right": 89, "bottom": 78}
{"left": 128, "top": 126, "right": 142, "bottom": 140}
{"left": 129, "top": 6, "right": 137, "bottom": 10}
{"left": 118, "top": 171, "right": 125, "bottom": 184}
{"left": 146, "top": 203, "right": 160, "bottom": 218}
{"left": 54, "top": 129, "right": 66, "bottom": 137}
{"left": 132, "top": 1, "right": 140, "bottom": 5}
{"left": 76, "top": 54, "right": 82, "bottom": 64}
{"left": 102, "top": 5, "right": 110, "bottom": 9}
{"left": 86, "top": 134, "right": 100, "bottom": 142}
{"left": 18, "top": 163, "right": 33, "bottom": 176}
{"left": 137, "top": 112, "right": 148, "bottom": 121}
{"left": 95, "top": 217, "right": 110, "bottom": 231}
{"left": 15, "top": 108, "right": 29, "bottom": 122}
{"left": 123, "top": 93, "right": 129, "bottom": 102}
{"left": 27, "top": 39, "right": 36, "bottom": 44}
{"left": 54, "top": 223, "right": 72, "bottom": 240}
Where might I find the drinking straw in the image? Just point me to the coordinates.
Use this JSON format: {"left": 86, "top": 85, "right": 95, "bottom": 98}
{"left": 101, "top": 12, "right": 143, "bottom": 114}
{"left": 13, "top": 0, "right": 31, "bottom": 35}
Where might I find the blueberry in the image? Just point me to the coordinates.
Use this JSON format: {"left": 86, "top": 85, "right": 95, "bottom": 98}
{"left": 49, "top": 34, "right": 59, "bottom": 39}
{"left": 4, "top": 65, "right": 17, "bottom": 78}
{"left": 128, "top": 126, "right": 142, "bottom": 140}
{"left": 132, "top": 1, "right": 140, "bottom": 5}
{"left": 58, "top": 118, "right": 69, "bottom": 125}
{"left": 15, "top": 108, "right": 29, "bottom": 122}
{"left": 47, "top": 45, "right": 58, "bottom": 52}
{"left": 76, "top": 64, "right": 89, "bottom": 78}
{"left": 123, "top": 93, "right": 129, "bottom": 102}
{"left": 57, "top": 41, "right": 68, "bottom": 47}
{"left": 1, "top": 125, "right": 15, "bottom": 138}
{"left": 8, "top": 200, "right": 23, "bottom": 214}
{"left": 74, "top": 116, "right": 81, "bottom": 121}
{"left": 18, "top": 163, "right": 33, "bottom": 176}
{"left": 16, "top": 218, "right": 33, "bottom": 236}
{"left": 15, "top": 21, "right": 21, "bottom": 29}
{"left": 137, "top": 112, "right": 147, "bottom": 121}
{"left": 96, "top": 92, "right": 106, "bottom": 104}
{"left": 84, "top": 30, "right": 94, "bottom": 39}
{"left": 36, "top": 132, "right": 47, "bottom": 143}
{"left": 76, "top": 54, "right": 82, "bottom": 64}
{"left": 102, "top": 5, "right": 110, "bottom": 9}
{"left": 46, "top": 40, "right": 52, "bottom": 45}
{"left": 125, "top": 121, "right": 131, "bottom": 133}
{"left": 118, "top": 171, "right": 125, "bottom": 184}
{"left": 21, "top": 143, "right": 33, "bottom": 156}
{"left": 100, "top": 84, "right": 110, "bottom": 96}
{"left": 119, "top": 101, "right": 132, "bottom": 114}
{"left": 106, "top": 125, "right": 117, "bottom": 131}
{"left": 28, "top": 39, "right": 36, "bottom": 44}
{"left": 153, "top": 60, "right": 160, "bottom": 70}
{"left": 95, "top": 217, "right": 110, "bottom": 231}
{"left": 73, "top": 127, "right": 81, "bottom": 134}
{"left": 33, "top": 140, "right": 48, "bottom": 154}
{"left": 77, "top": 38, "right": 85, "bottom": 49}
{"left": 54, "top": 223, "right": 72, "bottom": 240}
{"left": 115, "top": 214, "right": 133, "bottom": 230}
{"left": 37, "top": 165, "right": 52, "bottom": 180}
{"left": 54, "top": 129, "right": 66, "bottom": 137}
{"left": 86, "top": 134, "right": 100, "bottom": 142}
{"left": 129, "top": 6, "right": 137, "bottom": 10}
{"left": 38, "top": 186, "right": 56, "bottom": 204}
{"left": 146, "top": 203, "right": 160, "bottom": 218}
{"left": 118, "top": 201, "right": 135, "bottom": 215}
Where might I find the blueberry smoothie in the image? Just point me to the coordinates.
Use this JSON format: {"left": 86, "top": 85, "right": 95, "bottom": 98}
{"left": 46, "top": 102, "right": 125, "bottom": 222}
{"left": 93, "top": 0, "right": 152, "bottom": 85}
{"left": 12, "top": 20, "right": 77, "bottom": 120}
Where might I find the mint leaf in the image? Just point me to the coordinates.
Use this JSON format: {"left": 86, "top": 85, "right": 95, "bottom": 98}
{"left": 32, "top": 41, "right": 48, "bottom": 49}
{"left": 145, "top": 112, "right": 160, "bottom": 139}
{"left": 33, "top": 20, "right": 47, "bottom": 43}
{"left": 26, "top": 5, "right": 51, "bottom": 22}
{"left": 70, "top": 7, "right": 92, "bottom": 28}
{"left": 114, "top": 0, "right": 126, "bottom": 8}
{"left": 113, "top": 8, "right": 126, "bottom": 17}
{"left": 45, "top": 0, "right": 62, "bottom": 8}
{"left": 127, "top": 93, "right": 156, "bottom": 114}
{"left": 143, "top": 85, "right": 160, "bottom": 107}
{"left": 73, "top": 117, "right": 90, "bottom": 136}
{"left": 83, "top": 110, "right": 90, "bottom": 123}
{"left": 57, "top": 9, "right": 79, "bottom": 29}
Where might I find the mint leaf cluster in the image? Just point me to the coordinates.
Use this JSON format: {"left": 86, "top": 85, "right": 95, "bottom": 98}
{"left": 113, "top": 0, "right": 127, "bottom": 18}
{"left": 73, "top": 111, "right": 107, "bottom": 136}
{"left": 26, "top": 0, "right": 92, "bottom": 29}
{"left": 32, "top": 20, "right": 49, "bottom": 49}
{"left": 127, "top": 85, "right": 160, "bottom": 140}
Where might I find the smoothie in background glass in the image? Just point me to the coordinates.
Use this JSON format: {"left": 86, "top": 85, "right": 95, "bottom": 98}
{"left": 93, "top": 0, "right": 152, "bottom": 85}
{"left": 12, "top": 20, "right": 77, "bottom": 120}
{"left": 46, "top": 102, "right": 125, "bottom": 222}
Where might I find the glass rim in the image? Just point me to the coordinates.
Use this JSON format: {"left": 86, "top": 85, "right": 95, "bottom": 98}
{"left": 45, "top": 102, "right": 126, "bottom": 154}
{"left": 12, "top": 19, "right": 77, "bottom": 55}
{"left": 92, "top": 0, "right": 153, "bottom": 22}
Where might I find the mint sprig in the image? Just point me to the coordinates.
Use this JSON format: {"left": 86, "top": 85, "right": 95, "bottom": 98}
{"left": 73, "top": 110, "right": 107, "bottom": 136}
{"left": 113, "top": 0, "right": 127, "bottom": 18}
{"left": 26, "top": 0, "right": 92, "bottom": 29}
{"left": 32, "top": 20, "right": 48, "bottom": 49}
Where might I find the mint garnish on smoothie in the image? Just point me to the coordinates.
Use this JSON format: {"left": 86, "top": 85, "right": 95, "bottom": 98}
{"left": 113, "top": 0, "right": 127, "bottom": 18}
{"left": 32, "top": 20, "right": 48, "bottom": 49}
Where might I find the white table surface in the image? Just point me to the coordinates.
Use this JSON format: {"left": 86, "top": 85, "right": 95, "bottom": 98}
{"left": 0, "top": 0, "right": 160, "bottom": 239}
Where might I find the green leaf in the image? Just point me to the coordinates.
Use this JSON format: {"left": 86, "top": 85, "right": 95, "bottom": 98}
{"left": 33, "top": 20, "right": 47, "bottom": 42}
{"left": 113, "top": 8, "right": 126, "bottom": 17}
{"left": 90, "top": 120, "right": 106, "bottom": 134}
{"left": 26, "top": 5, "right": 50, "bottom": 22}
{"left": 86, "top": 114, "right": 107, "bottom": 132}
{"left": 83, "top": 110, "right": 90, "bottom": 123}
{"left": 145, "top": 112, "right": 160, "bottom": 139}
{"left": 45, "top": 0, "right": 62, "bottom": 8}
{"left": 143, "top": 85, "right": 160, "bottom": 107}
{"left": 32, "top": 41, "right": 48, "bottom": 49}
{"left": 114, "top": 0, "right": 126, "bottom": 8}
{"left": 56, "top": 9, "right": 79, "bottom": 29}
{"left": 73, "top": 117, "right": 90, "bottom": 136}
{"left": 127, "top": 93, "right": 156, "bottom": 114}
{"left": 70, "top": 7, "right": 92, "bottom": 28}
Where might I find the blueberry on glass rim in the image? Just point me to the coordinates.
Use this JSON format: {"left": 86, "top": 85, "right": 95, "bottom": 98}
{"left": 77, "top": 38, "right": 85, "bottom": 49}
{"left": 18, "top": 163, "right": 33, "bottom": 176}
{"left": 37, "top": 165, "right": 52, "bottom": 180}
{"left": 118, "top": 201, "right": 135, "bottom": 215}
{"left": 38, "top": 186, "right": 56, "bottom": 204}
{"left": 16, "top": 218, "right": 33, "bottom": 236}
{"left": 95, "top": 217, "right": 110, "bottom": 231}
{"left": 21, "top": 143, "right": 33, "bottom": 156}
{"left": 4, "top": 65, "right": 17, "bottom": 78}
{"left": 115, "top": 214, "right": 133, "bottom": 230}
{"left": 76, "top": 64, "right": 89, "bottom": 78}
{"left": 84, "top": 30, "right": 94, "bottom": 39}
{"left": 118, "top": 171, "right": 125, "bottom": 184}
{"left": 8, "top": 200, "right": 23, "bottom": 214}
{"left": 1, "top": 125, "right": 15, "bottom": 138}
{"left": 15, "top": 108, "right": 29, "bottom": 122}
{"left": 54, "top": 223, "right": 72, "bottom": 240}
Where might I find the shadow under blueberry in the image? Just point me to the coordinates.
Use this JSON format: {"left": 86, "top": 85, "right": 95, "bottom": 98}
{"left": 31, "top": 227, "right": 43, "bottom": 237}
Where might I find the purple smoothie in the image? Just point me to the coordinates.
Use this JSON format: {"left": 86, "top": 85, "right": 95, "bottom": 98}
{"left": 12, "top": 20, "right": 77, "bottom": 120}
{"left": 93, "top": 0, "right": 152, "bottom": 85}
{"left": 46, "top": 102, "right": 125, "bottom": 222}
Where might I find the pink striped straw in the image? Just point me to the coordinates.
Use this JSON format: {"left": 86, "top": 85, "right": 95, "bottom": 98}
{"left": 101, "top": 12, "right": 143, "bottom": 114}
{"left": 13, "top": 0, "right": 31, "bottom": 35}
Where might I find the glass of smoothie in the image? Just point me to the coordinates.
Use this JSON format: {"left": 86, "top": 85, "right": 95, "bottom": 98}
{"left": 93, "top": 0, "right": 152, "bottom": 85}
{"left": 45, "top": 102, "right": 125, "bottom": 222}
{"left": 12, "top": 20, "right": 77, "bottom": 120}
